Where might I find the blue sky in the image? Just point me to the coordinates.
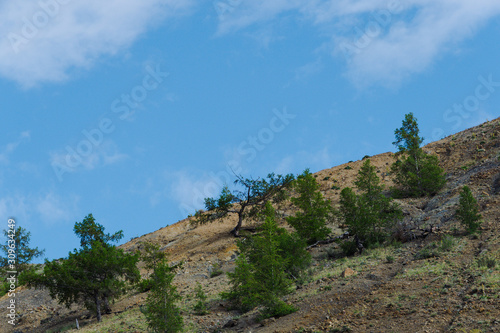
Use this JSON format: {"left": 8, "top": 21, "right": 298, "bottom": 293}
{"left": 1, "top": 0, "right": 500, "bottom": 261}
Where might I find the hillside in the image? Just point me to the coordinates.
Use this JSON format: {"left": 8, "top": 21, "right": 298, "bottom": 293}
{"left": 1, "top": 118, "right": 499, "bottom": 333}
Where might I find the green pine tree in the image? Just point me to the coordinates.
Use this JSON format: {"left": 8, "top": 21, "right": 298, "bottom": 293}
{"left": 391, "top": 113, "right": 446, "bottom": 197}
{"left": 25, "top": 214, "right": 140, "bottom": 322}
{"left": 287, "top": 169, "right": 335, "bottom": 244}
{"left": 340, "top": 159, "right": 402, "bottom": 249}
{"left": 143, "top": 259, "right": 183, "bottom": 333}
{"left": 193, "top": 282, "right": 208, "bottom": 315}
{"left": 222, "top": 202, "right": 297, "bottom": 318}
{"left": 456, "top": 186, "right": 482, "bottom": 234}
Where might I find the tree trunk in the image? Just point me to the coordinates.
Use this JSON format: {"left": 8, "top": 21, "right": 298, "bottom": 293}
{"left": 95, "top": 294, "right": 102, "bottom": 322}
{"left": 103, "top": 295, "right": 111, "bottom": 314}
{"left": 230, "top": 212, "right": 244, "bottom": 237}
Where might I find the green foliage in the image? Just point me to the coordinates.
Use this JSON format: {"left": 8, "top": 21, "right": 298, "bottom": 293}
{"left": 222, "top": 203, "right": 299, "bottom": 318}
{"left": 391, "top": 113, "right": 446, "bottom": 197}
{"left": 276, "top": 230, "right": 311, "bottom": 283}
{"left": 192, "top": 283, "right": 208, "bottom": 315}
{"left": 414, "top": 236, "right": 454, "bottom": 260}
{"left": 456, "top": 186, "right": 482, "bottom": 234}
{"left": 339, "top": 160, "right": 402, "bottom": 249}
{"left": 210, "top": 261, "right": 223, "bottom": 278}
{"left": 142, "top": 258, "right": 183, "bottom": 333}
{"left": 338, "top": 239, "right": 357, "bottom": 256}
{"left": 287, "top": 169, "right": 335, "bottom": 244}
{"left": 25, "top": 214, "right": 140, "bottom": 322}
{"left": 74, "top": 214, "right": 123, "bottom": 248}
{"left": 477, "top": 256, "right": 497, "bottom": 269}
{"left": 0, "top": 226, "right": 45, "bottom": 272}
{"left": 195, "top": 173, "right": 295, "bottom": 236}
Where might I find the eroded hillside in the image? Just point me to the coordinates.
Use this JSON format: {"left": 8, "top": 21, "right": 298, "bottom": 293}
{"left": 1, "top": 118, "right": 499, "bottom": 333}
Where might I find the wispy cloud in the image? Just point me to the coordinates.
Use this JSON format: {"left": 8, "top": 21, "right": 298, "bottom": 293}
{"left": 49, "top": 139, "right": 128, "bottom": 174}
{"left": 214, "top": 0, "right": 500, "bottom": 87}
{"left": 0, "top": 0, "right": 194, "bottom": 87}
{"left": 35, "top": 191, "right": 79, "bottom": 225}
{"left": 0, "top": 190, "right": 78, "bottom": 227}
{"left": 0, "top": 131, "right": 30, "bottom": 164}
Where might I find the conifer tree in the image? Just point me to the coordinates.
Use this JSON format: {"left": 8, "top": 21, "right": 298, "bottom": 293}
{"left": 340, "top": 159, "right": 402, "bottom": 248}
{"left": 391, "top": 113, "right": 446, "bottom": 197}
{"left": 195, "top": 173, "right": 294, "bottom": 236}
{"left": 26, "top": 214, "right": 139, "bottom": 322}
{"left": 287, "top": 169, "right": 335, "bottom": 244}
{"left": 0, "top": 226, "right": 44, "bottom": 273}
{"left": 222, "top": 202, "right": 298, "bottom": 318}
{"left": 456, "top": 186, "right": 482, "bottom": 234}
{"left": 143, "top": 259, "right": 183, "bottom": 333}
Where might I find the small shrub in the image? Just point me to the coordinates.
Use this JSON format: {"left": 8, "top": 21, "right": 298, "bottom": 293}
{"left": 456, "top": 186, "right": 482, "bottom": 234}
{"left": 329, "top": 326, "right": 352, "bottom": 333}
{"left": 386, "top": 255, "right": 395, "bottom": 263}
{"left": 415, "top": 245, "right": 439, "bottom": 260}
{"left": 344, "top": 166, "right": 352, "bottom": 170}
{"left": 339, "top": 240, "right": 358, "bottom": 256}
{"left": 260, "top": 301, "right": 296, "bottom": 320}
{"left": 362, "top": 155, "right": 370, "bottom": 160}
{"left": 137, "top": 278, "right": 154, "bottom": 293}
{"left": 477, "top": 257, "right": 497, "bottom": 269}
{"left": 210, "top": 261, "right": 223, "bottom": 278}
{"left": 192, "top": 283, "right": 208, "bottom": 315}
{"left": 323, "top": 176, "right": 330, "bottom": 181}
{"left": 438, "top": 235, "right": 454, "bottom": 252}
{"left": 331, "top": 185, "right": 341, "bottom": 190}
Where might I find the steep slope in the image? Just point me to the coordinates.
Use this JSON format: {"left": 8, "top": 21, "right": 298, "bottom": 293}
{"left": 2, "top": 117, "right": 499, "bottom": 333}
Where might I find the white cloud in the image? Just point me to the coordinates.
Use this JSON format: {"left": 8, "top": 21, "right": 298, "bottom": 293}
{"left": 50, "top": 139, "right": 128, "bottom": 176}
{"left": 214, "top": 0, "right": 500, "bottom": 87}
{"left": 35, "top": 191, "right": 78, "bottom": 225}
{"left": 0, "top": 0, "right": 194, "bottom": 87}
{"left": 0, "top": 131, "right": 31, "bottom": 164}
{"left": 0, "top": 191, "right": 78, "bottom": 227}
{"left": 166, "top": 169, "right": 223, "bottom": 214}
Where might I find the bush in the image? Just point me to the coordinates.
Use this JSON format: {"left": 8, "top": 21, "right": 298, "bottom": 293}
{"left": 414, "top": 245, "right": 439, "bottom": 260}
{"left": 210, "top": 261, "right": 223, "bottom": 278}
{"left": 438, "top": 235, "right": 454, "bottom": 252}
{"left": 456, "top": 186, "right": 482, "bottom": 234}
{"left": 259, "top": 300, "right": 296, "bottom": 320}
{"left": 192, "top": 283, "right": 208, "bottom": 315}
{"left": 339, "top": 240, "right": 358, "bottom": 256}
{"left": 477, "top": 257, "right": 496, "bottom": 269}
